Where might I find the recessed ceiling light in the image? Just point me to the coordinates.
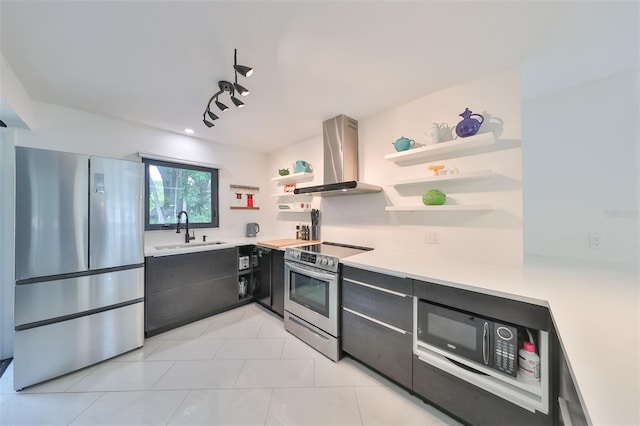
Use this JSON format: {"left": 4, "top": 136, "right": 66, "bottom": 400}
{"left": 184, "top": 128, "right": 194, "bottom": 134}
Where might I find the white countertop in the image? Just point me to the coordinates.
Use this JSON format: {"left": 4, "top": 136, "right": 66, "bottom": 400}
{"left": 342, "top": 250, "right": 640, "bottom": 426}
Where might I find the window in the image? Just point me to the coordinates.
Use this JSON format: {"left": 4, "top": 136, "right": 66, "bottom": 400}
{"left": 143, "top": 158, "right": 219, "bottom": 230}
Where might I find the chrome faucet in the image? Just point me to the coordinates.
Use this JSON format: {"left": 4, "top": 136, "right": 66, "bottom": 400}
{"left": 176, "top": 210, "right": 195, "bottom": 243}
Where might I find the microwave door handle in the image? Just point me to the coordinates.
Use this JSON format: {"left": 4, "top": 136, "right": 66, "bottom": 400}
{"left": 482, "top": 321, "right": 489, "bottom": 365}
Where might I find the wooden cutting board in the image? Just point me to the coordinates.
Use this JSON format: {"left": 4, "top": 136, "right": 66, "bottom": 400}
{"left": 257, "top": 239, "right": 320, "bottom": 249}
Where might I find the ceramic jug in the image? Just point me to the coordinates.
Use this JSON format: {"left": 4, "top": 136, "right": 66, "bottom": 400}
{"left": 392, "top": 136, "right": 415, "bottom": 152}
{"left": 455, "top": 108, "right": 484, "bottom": 138}
{"left": 295, "top": 160, "right": 311, "bottom": 173}
{"left": 427, "top": 123, "right": 448, "bottom": 145}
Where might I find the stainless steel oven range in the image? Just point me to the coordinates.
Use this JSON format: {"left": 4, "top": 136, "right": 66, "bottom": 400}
{"left": 284, "top": 242, "right": 372, "bottom": 361}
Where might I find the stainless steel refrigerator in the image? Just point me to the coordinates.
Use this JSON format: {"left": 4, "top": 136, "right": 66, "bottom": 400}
{"left": 13, "top": 147, "right": 145, "bottom": 390}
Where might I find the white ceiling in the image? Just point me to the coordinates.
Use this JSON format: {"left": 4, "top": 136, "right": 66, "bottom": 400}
{"left": 1, "top": 1, "right": 637, "bottom": 153}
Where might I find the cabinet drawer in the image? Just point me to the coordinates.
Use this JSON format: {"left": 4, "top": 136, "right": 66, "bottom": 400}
{"left": 342, "top": 309, "right": 412, "bottom": 389}
{"left": 412, "top": 355, "right": 550, "bottom": 426}
{"left": 342, "top": 279, "right": 412, "bottom": 332}
{"left": 146, "top": 248, "right": 237, "bottom": 294}
{"left": 343, "top": 266, "right": 411, "bottom": 294}
{"left": 145, "top": 275, "right": 236, "bottom": 335}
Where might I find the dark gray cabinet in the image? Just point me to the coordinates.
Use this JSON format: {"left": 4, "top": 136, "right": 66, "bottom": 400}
{"left": 271, "top": 249, "right": 285, "bottom": 317}
{"left": 413, "top": 355, "right": 550, "bottom": 426}
{"left": 341, "top": 266, "right": 413, "bottom": 388}
{"left": 412, "top": 278, "right": 558, "bottom": 426}
{"left": 145, "top": 248, "right": 238, "bottom": 336}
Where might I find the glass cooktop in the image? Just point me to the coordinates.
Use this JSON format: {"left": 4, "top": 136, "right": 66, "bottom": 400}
{"left": 292, "top": 241, "right": 373, "bottom": 259}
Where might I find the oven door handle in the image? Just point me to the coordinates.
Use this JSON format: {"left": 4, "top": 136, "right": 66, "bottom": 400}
{"left": 285, "top": 262, "right": 337, "bottom": 281}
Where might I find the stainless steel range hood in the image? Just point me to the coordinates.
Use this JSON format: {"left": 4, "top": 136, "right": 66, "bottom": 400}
{"left": 294, "top": 115, "right": 382, "bottom": 197}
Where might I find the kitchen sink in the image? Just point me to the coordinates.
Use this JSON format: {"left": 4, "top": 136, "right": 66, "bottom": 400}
{"left": 154, "top": 241, "right": 227, "bottom": 250}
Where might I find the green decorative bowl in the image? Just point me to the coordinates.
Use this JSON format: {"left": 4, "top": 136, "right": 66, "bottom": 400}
{"left": 278, "top": 168, "right": 290, "bottom": 176}
{"left": 422, "top": 189, "right": 446, "bottom": 206}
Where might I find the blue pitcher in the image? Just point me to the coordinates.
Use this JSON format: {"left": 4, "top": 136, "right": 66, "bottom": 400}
{"left": 295, "top": 160, "right": 311, "bottom": 173}
{"left": 455, "top": 108, "right": 484, "bottom": 138}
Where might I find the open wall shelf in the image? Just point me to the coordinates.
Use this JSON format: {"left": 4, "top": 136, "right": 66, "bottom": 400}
{"left": 385, "top": 132, "right": 495, "bottom": 164}
{"left": 385, "top": 204, "right": 494, "bottom": 212}
{"left": 271, "top": 172, "right": 314, "bottom": 184}
{"left": 392, "top": 169, "right": 494, "bottom": 187}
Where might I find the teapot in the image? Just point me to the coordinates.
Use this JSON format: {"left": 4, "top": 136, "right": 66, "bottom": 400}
{"left": 455, "top": 108, "right": 484, "bottom": 138}
{"left": 392, "top": 136, "right": 415, "bottom": 152}
{"left": 294, "top": 160, "right": 311, "bottom": 173}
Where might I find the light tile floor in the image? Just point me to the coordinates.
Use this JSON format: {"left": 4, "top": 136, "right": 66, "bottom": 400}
{"left": 0, "top": 303, "right": 461, "bottom": 425}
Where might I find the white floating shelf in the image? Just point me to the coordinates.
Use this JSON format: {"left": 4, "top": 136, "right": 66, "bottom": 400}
{"left": 385, "top": 204, "right": 494, "bottom": 212}
{"left": 385, "top": 132, "right": 495, "bottom": 164}
{"left": 274, "top": 208, "right": 312, "bottom": 213}
{"left": 393, "top": 169, "right": 494, "bottom": 187}
{"left": 270, "top": 192, "right": 312, "bottom": 197}
{"left": 271, "top": 172, "right": 314, "bottom": 184}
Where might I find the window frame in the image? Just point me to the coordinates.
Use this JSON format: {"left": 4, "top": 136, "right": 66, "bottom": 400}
{"left": 143, "top": 158, "right": 219, "bottom": 231}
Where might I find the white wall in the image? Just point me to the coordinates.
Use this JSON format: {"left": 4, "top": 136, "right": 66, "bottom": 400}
{"left": 0, "top": 53, "right": 35, "bottom": 129}
{"left": 267, "top": 68, "right": 523, "bottom": 265}
{"left": 0, "top": 130, "right": 16, "bottom": 359}
{"left": 15, "top": 102, "right": 270, "bottom": 245}
{"left": 522, "top": 68, "right": 640, "bottom": 264}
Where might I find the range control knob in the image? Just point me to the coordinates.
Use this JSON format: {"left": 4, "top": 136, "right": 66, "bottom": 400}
{"left": 327, "top": 259, "right": 335, "bottom": 267}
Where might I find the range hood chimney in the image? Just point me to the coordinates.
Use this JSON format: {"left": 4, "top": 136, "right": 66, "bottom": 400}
{"left": 294, "top": 115, "right": 382, "bottom": 197}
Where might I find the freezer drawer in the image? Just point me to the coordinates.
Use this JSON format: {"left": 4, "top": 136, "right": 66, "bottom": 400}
{"left": 13, "top": 302, "right": 144, "bottom": 391}
{"left": 15, "top": 147, "right": 89, "bottom": 280}
{"left": 15, "top": 267, "right": 144, "bottom": 327}
{"left": 90, "top": 156, "right": 144, "bottom": 269}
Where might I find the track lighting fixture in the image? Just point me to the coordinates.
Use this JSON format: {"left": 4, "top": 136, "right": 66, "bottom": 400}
{"left": 202, "top": 48, "right": 253, "bottom": 127}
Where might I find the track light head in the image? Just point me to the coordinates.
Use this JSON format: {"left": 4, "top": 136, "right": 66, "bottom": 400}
{"left": 233, "top": 82, "right": 250, "bottom": 96}
{"left": 234, "top": 64, "right": 253, "bottom": 78}
{"left": 215, "top": 98, "right": 229, "bottom": 112}
{"left": 231, "top": 96, "right": 245, "bottom": 108}
{"left": 203, "top": 119, "right": 214, "bottom": 128}
{"left": 207, "top": 110, "right": 219, "bottom": 121}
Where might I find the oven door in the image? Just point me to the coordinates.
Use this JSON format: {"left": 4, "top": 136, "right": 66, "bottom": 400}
{"left": 284, "top": 261, "right": 338, "bottom": 337}
{"left": 416, "top": 299, "right": 491, "bottom": 367}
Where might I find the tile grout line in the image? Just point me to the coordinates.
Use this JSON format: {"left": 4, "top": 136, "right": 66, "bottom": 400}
{"left": 351, "top": 386, "right": 366, "bottom": 426}
{"left": 164, "top": 388, "right": 193, "bottom": 425}
{"left": 64, "top": 391, "right": 105, "bottom": 426}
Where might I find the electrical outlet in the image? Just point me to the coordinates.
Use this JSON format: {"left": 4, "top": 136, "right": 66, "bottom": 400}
{"left": 425, "top": 231, "right": 440, "bottom": 244}
{"left": 589, "top": 233, "right": 603, "bottom": 249}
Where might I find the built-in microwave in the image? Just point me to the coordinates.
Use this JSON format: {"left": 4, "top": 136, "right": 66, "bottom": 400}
{"left": 416, "top": 299, "right": 520, "bottom": 377}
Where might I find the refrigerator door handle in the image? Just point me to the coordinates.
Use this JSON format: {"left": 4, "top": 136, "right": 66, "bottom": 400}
{"left": 94, "top": 173, "right": 105, "bottom": 194}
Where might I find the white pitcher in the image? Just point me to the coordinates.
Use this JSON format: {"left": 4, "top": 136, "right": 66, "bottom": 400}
{"left": 426, "top": 123, "right": 448, "bottom": 145}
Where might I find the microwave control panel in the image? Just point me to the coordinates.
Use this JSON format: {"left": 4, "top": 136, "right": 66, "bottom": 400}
{"left": 494, "top": 323, "right": 518, "bottom": 377}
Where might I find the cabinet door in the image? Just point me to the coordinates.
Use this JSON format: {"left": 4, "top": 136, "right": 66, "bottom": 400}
{"left": 413, "top": 355, "right": 550, "bottom": 426}
{"left": 342, "top": 309, "right": 412, "bottom": 388}
{"left": 271, "top": 250, "right": 285, "bottom": 316}
{"left": 145, "top": 248, "right": 238, "bottom": 336}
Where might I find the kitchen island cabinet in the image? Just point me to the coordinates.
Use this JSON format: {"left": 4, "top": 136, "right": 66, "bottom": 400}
{"left": 340, "top": 251, "right": 634, "bottom": 426}
{"left": 145, "top": 248, "right": 240, "bottom": 336}
{"left": 341, "top": 266, "right": 413, "bottom": 388}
